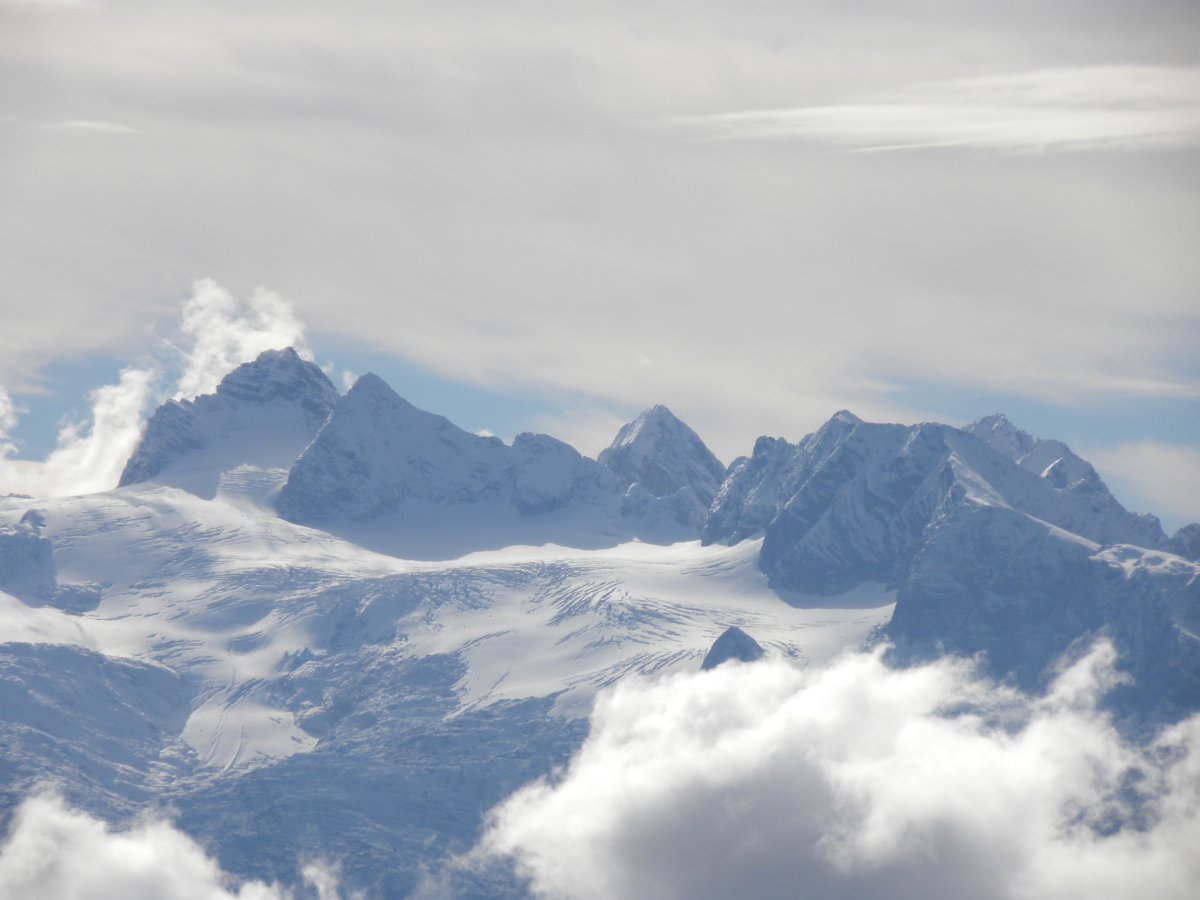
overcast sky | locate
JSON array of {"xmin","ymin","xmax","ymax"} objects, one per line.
[{"xmin": 1, "ymin": 0, "xmax": 1197, "ymax": 526}]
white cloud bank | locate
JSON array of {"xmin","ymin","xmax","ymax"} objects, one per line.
[
  {"xmin": 477, "ymin": 642, "xmax": 1200, "ymax": 900},
  {"xmin": 0, "ymin": 280, "xmax": 311, "ymax": 499},
  {"xmin": 671, "ymin": 66, "xmax": 1200, "ymax": 152},
  {"xmin": 0, "ymin": 793, "xmax": 344, "ymax": 900}
]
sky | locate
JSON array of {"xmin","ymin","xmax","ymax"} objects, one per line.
[{"xmin": 0, "ymin": 0, "xmax": 1197, "ymax": 527}]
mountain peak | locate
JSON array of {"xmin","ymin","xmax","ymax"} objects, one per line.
[
  {"xmin": 965, "ymin": 413, "xmax": 1038, "ymax": 459},
  {"xmin": 975, "ymin": 412, "xmax": 1012, "ymax": 427},
  {"xmin": 700, "ymin": 626, "xmax": 765, "ymax": 670},
  {"xmin": 810, "ymin": 409, "xmax": 864, "ymax": 443},
  {"xmin": 1170, "ymin": 523, "xmax": 1200, "ymax": 561},
  {"xmin": 344, "ymin": 371, "xmax": 394, "ymax": 399},
  {"xmin": 208, "ymin": 347, "xmax": 338, "ymax": 415},
  {"xmin": 961, "ymin": 413, "xmax": 1135, "ymax": 511},
  {"xmin": 119, "ymin": 348, "xmax": 338, "ymax": 491},
  {"xmin": 609, "ymin": 405, "xmax": 686, "ymax": 447},
  {"xmin": 599, "ymin": 405, "xmax": 725, "ymax": 504}
]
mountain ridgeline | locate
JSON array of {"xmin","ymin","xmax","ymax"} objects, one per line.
[{"xmin": 119, "ymin": 347, "xmax": 1200, "ymax": 718}]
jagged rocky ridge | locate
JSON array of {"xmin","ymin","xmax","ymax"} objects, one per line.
[
  {"xmin": 701, "ymin": 410, "xmax": 1198, "ymax": 713},
  {"xmin": 274, "ymin": 373, "xmax": 727, "ymax": 549},
  {"xmin": 275, "ymin": 373, "xmax": 620, "ymax": 523},
  {"xmin": 120, "ymin": 347, "xmax": 339, "ymax": 497}
]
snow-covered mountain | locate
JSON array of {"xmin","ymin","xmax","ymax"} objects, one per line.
[
  {"xmin": 966, "ymin": 413, "xmax": 1166, "ymax": 539},
  {"xmin": 1171, "ymin": 522, "xmax": 1200, "ymax": 560},
  {"xmin": 276, "ymin": 373, "xmax": 614, "ymax": 521},
  {"xmin": 598, "ymin": 404, "xmax": 726, "ymax": 528},
  {"xmin": 275, "ymin": 382, "xmax": 717, "ymax": 555},
  {"xmin": 120, "ymin": 347, "xmax": 339, "ymax": 499},
  {"xmin": 700, "ymin": 410, "xmax": 1196, "ymax": 710},
  {"xmin": 1, "ymin": 351, "xmax": 1197, "ymax": 894},
  {"xmin": 704, "ymin": 411, "xmax": 1168, "ymax": 584}
]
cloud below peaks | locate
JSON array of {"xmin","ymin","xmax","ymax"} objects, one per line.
[
  {"xmin": 0, "ymin": 791, "xmax": 348, "ymax": 899},
  {"xmin": 477, "ymin": 641, "xmax": 1200, "ymax": 900}
]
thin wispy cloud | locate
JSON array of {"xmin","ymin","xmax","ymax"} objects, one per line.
[
  {"xmin": 44, "ymin": 119, "xmax": 136, "ymax": 135},
  {"xmin": 0, "ymin": 0, "xmax": 98, "ymax": 9},
  {"xmin": 670, "ymin": 66, "xmax": 1200, "ymax": 152}
]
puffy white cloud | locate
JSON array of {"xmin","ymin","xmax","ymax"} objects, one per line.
[
  {"xmin": 0, "ymin": 792, "xmax": 348, "ymax": 899},
  {"xmin": 174, "ymin": 279, "xmax": 311, "ymax": 401},
  {"xmin": 0, "ymin": 280, "xmax": 310, "ymax": 499},
  {"xmin": 0, "ymin": 367, "xmax": 155, "ymax": 498},
  {"xmin": 0, "ymin": 387, "xmax": 20, "ymax": 459},
  {"xmin": 477, "ymin": 642, "xmax": 1200, "ymax": 900}
]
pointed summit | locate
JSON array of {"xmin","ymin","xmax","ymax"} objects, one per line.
[
  {"xmin": 119, "ymin": 347, "xmax": 339, "ymax": 493},
  {"xmin": 277, "ymin": 372, "xmax": 502, "ymax": 523},
  {"xmin": 965, "ymin": 413, "xmax": 1038, "ymax": 461},
  {"xmin": 208, "ymin": 346, "xmax": 337, "ymax": 418},
  {"xmin": 330, "ymin": 371, "xmax": 451, "ymax": 434},
  {"xmin": 700, "ymin": 626, "xmax": 765, "ymax": 670},
  {"xmin": 599, "ymin": 405, "xmax": 725, "ymax": 505},
  {"xmin": 342, "ymin": 371, "xmax": 397, "ymax": 402},
  {"xmin": 1169, "ymin": 523, "xmax": 1200, "ymax": 561}
]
